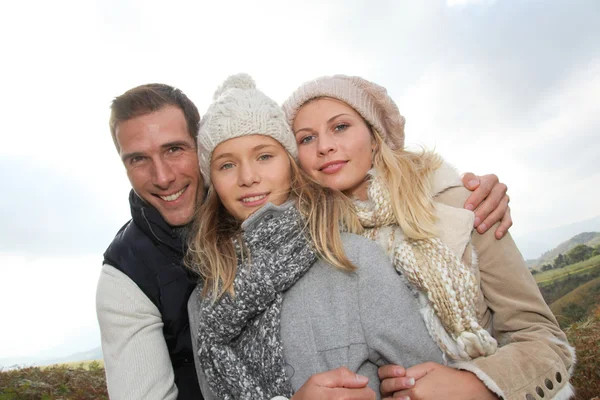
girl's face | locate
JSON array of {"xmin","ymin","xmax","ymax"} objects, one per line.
[
  {"xmin": 210, "ymin": 135, "xmax": 292, "ymax": 221},
  {"xmin": 292, "ymin": 98, "xmax": 375, "ymax": 201}
]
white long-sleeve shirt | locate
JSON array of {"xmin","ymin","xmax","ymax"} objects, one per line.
[{"xmin": 96, "ymin": 264, "xmax": 178, "ymax": 400}]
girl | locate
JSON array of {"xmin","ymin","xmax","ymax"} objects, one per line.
[
  {"xmin": 186, "ymin": 74, "xmax": 449, "ymax": 400},
  {"xmin": 282, "ymin": 75, "xmax": 575, "ymax": 400}
]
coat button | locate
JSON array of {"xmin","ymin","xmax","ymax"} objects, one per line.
[
  {"xmin": 555, "ymin": 372, "xmax": 562, "ymax": 383},
  {"xmin": 536, "ymin": 386, "xmax": 545, "ymax": 397},
  {"xmin": 545, "ymin": 378, "xmax": 554, "ymax": 390},
  {"xmin": 526, "ymin": 394, "xmax": 535, "ymax": 400}
]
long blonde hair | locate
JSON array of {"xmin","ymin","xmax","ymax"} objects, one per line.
[
  {"xmin": 368, "ymin": 127, "xmax": 443, "ymax": 239},
  {"xmin": 185, "ymin": 152, "xmax": 362, "ymax": 299}
]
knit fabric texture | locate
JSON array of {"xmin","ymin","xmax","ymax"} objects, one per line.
[
  {"xmin": 198, "ymin": 73, "xmax": 298, "ymax": 184},
  {"xmin": 354, "ymin": 170, "xmax": 498, "ymax": 361},
  {"xmin": 282, "ymin": 75, "xmax": 405, "ymax": 150},
  {"xmin": 194, "ymin": 202, "xmax": 316, "ymax": 400}
]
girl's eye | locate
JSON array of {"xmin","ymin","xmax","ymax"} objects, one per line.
[
  {"xmin": 334, "ymin": 123, "xmax": 349, "ymax": 132},
  {"xmin": 258, "ymin": 154, "xmax": 273, "ymax": 161},
  {"xmin": 220, "ymin": 162, "xmax": 234, "ymax": 170},
  {"xmin": 299, "ymin": 135, "xmax": 315, "ymax": 145}
]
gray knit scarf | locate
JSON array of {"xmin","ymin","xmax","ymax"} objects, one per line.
[{"xmin": 195, "ymin": 202, "xmax": 317, "ymax": 400}]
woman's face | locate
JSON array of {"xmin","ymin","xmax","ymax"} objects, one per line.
[
  {"xmin": 293, "ymin": 97, "xmax": 375, "ymax": 200},
  {"xmin": 210, "ymin": 135, "xmax": 292, "ymax": 221}
]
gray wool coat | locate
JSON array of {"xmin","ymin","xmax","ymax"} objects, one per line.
[{"xmin": 188, "ymin": 203, "xmax": 444, "ymax": 399}]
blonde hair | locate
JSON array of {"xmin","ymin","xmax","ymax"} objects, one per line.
[
  {"xmin": 368, "ymin": 127, "xmax": 443, "ymax": 240},
  {"xmin": 185, "ymin": 153, "xmax": 362, "ymax": 299}
]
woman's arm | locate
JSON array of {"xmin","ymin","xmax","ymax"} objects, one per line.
[{"xmin": 436, "ymin": 186, "xmax": 575, "ymax": 400}]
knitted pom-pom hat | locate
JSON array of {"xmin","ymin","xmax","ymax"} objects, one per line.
[
  {"xmin": 282, "ymin": 75, "xmax": 405, "ymax": 150},
  {"xmin": 198, "ymin": 73, "xmax": 298, "ymax": 184}
]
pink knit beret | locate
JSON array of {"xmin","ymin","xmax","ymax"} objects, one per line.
[{"xmin": 282, "ymin": 75, "xmax": 406, "ymax": 150}]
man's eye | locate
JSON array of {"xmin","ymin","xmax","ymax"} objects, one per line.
[
  {"xmin": 168, "ymin": 146, "xmax": 183, "ymax": 153},
  {"xmin": 130, "ymin": 156, "xmax": 144, "ymax": 165}
]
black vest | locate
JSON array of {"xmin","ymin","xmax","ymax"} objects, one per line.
[{"xmin": 104, "ymin": 190, "xmax": 203, "ymax": 400}]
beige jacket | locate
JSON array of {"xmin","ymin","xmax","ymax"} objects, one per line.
[{"xmin": 372, "ymin": 163, "xmax": 575, "ymax": 400}]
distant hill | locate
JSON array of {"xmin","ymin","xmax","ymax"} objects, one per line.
[
  {"xmin": 0, "ymin": 346, "xmax": 102, "ymax": 369},
  {"xmin": 528, "ymin": 232, "xmax": 600, "ymax": 270},
  {"xmin": 514, "ymin": 215, "xmax": 600, "ymax": 260},
  {"xmin": 40, "ymin": 346, "xmax": 103, "ymax": 367}
]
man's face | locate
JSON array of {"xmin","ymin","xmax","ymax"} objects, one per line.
[{"xmin": 116, "ymin": 105, "xmax": 202, "ymax": 227}]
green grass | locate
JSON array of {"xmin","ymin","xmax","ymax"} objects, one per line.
[
  {"xmin": 534, "ymin": 254, "xmax": 600, "ymax": 285},
  {"xmin": 550, "ymin": 276, "xmax": 600, "ymax": 328},
  {"xmin": 537, "ymin": 264, "xmax": 600, "ymax": 305}
]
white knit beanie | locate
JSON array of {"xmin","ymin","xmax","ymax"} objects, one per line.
[
  {"xmin": 198, "ymin": 73, "xmax": 298, "ymax": 184},
  {"xmin": 282, "ymin": 75, "xmax": 406, "ymax": 151}
]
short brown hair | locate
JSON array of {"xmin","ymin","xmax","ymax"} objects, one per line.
[{"xmin": 109, "ymin": 83, "xmax": 200, "ymax": 153}]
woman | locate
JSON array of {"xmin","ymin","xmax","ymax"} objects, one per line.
[
  {"xmin": 186, "ymin": 74, "xmax": 450, "ymax": 400},
  {"xmin": 282, "ymin": 75, "xmax": 575, "ymax": 400}
]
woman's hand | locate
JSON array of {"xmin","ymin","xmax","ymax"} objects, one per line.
[
  {"xmin": 378, "ymin": 365, "xmax": 414, "ymax": 400},
  {"xmin": 380, "ymin": 362, "xmax": 499, "ymax": 400},
  {"xmin": 291, "ymin": 367, "xmax": 376, "ymax": 400},
  {"xmin": 461, "ymin": 173, "xmax": 512, "ymax": 239}
]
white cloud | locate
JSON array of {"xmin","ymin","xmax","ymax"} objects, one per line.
[
  {"xmin": 396, "ymin": 57, "xmax": 600, "ymax": 235},
  {"xmin": 0, "ymin": 254, "xmax": 102, "ymax": 358}
]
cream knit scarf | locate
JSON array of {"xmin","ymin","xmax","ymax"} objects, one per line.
[{"xmin": 354, "ymin": 171, "xmax": 497, "ymax": 361}]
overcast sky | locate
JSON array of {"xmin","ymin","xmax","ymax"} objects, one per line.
[{"xmin": 1, "ymin": 0, "xmax": 598, "ymax": 360}]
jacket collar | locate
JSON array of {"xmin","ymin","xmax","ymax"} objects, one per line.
[
  {"xmin": 430, "ymin": 161, "xmax": 463, "ymax": 196},
  {"xmin": 429, "ymin": 161, "xmax": 474, "ymax": 257},
  {"xmin": 129, "ymin": 189, "xmax": 186, "ymax": 255}
]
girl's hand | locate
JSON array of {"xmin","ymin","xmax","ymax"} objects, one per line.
[{"xmin": 291, "ymin": 367, "xmax": 376, "ymax": 400}]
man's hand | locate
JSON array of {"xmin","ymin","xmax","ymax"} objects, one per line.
[
  {"xmin": 291, "ymin": 367, "xmax": 376, "ymax": 400},
  {"xmin": 462, "ymin": 173, "xmax": 512, "ymax": 239},
  {"xmin": 384, "ymin": 362, "xmax": 499, "ymax": 400}
]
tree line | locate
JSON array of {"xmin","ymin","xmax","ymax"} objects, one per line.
[{"xmin": 533, "ymin": 244, "xmax": 600, "ymax": 274}]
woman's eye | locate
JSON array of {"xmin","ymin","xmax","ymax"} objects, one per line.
[
  {"xmin": 334, "ymin": 123, "xmax": 349, "ymax": 132},
  {"xmin": 258, "ymin": 154, "xmax": 273, "ymax": 161},
  {"xmin": 300, "ymin": 135, "xmax": 315, "ymax": 145}
]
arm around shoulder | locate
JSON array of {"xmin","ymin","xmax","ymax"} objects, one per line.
[{"xmin": 96, "ymin": 264, "xmax": 178, "ymax": 400}]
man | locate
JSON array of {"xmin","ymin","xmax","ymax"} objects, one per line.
[
  {"xmin": 97, "ymin": 84, "xmax": 203, "ymax": 399},
  {"xmin": 97, "ymin": 83, "xmax": 512, "ymax": 400}
]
